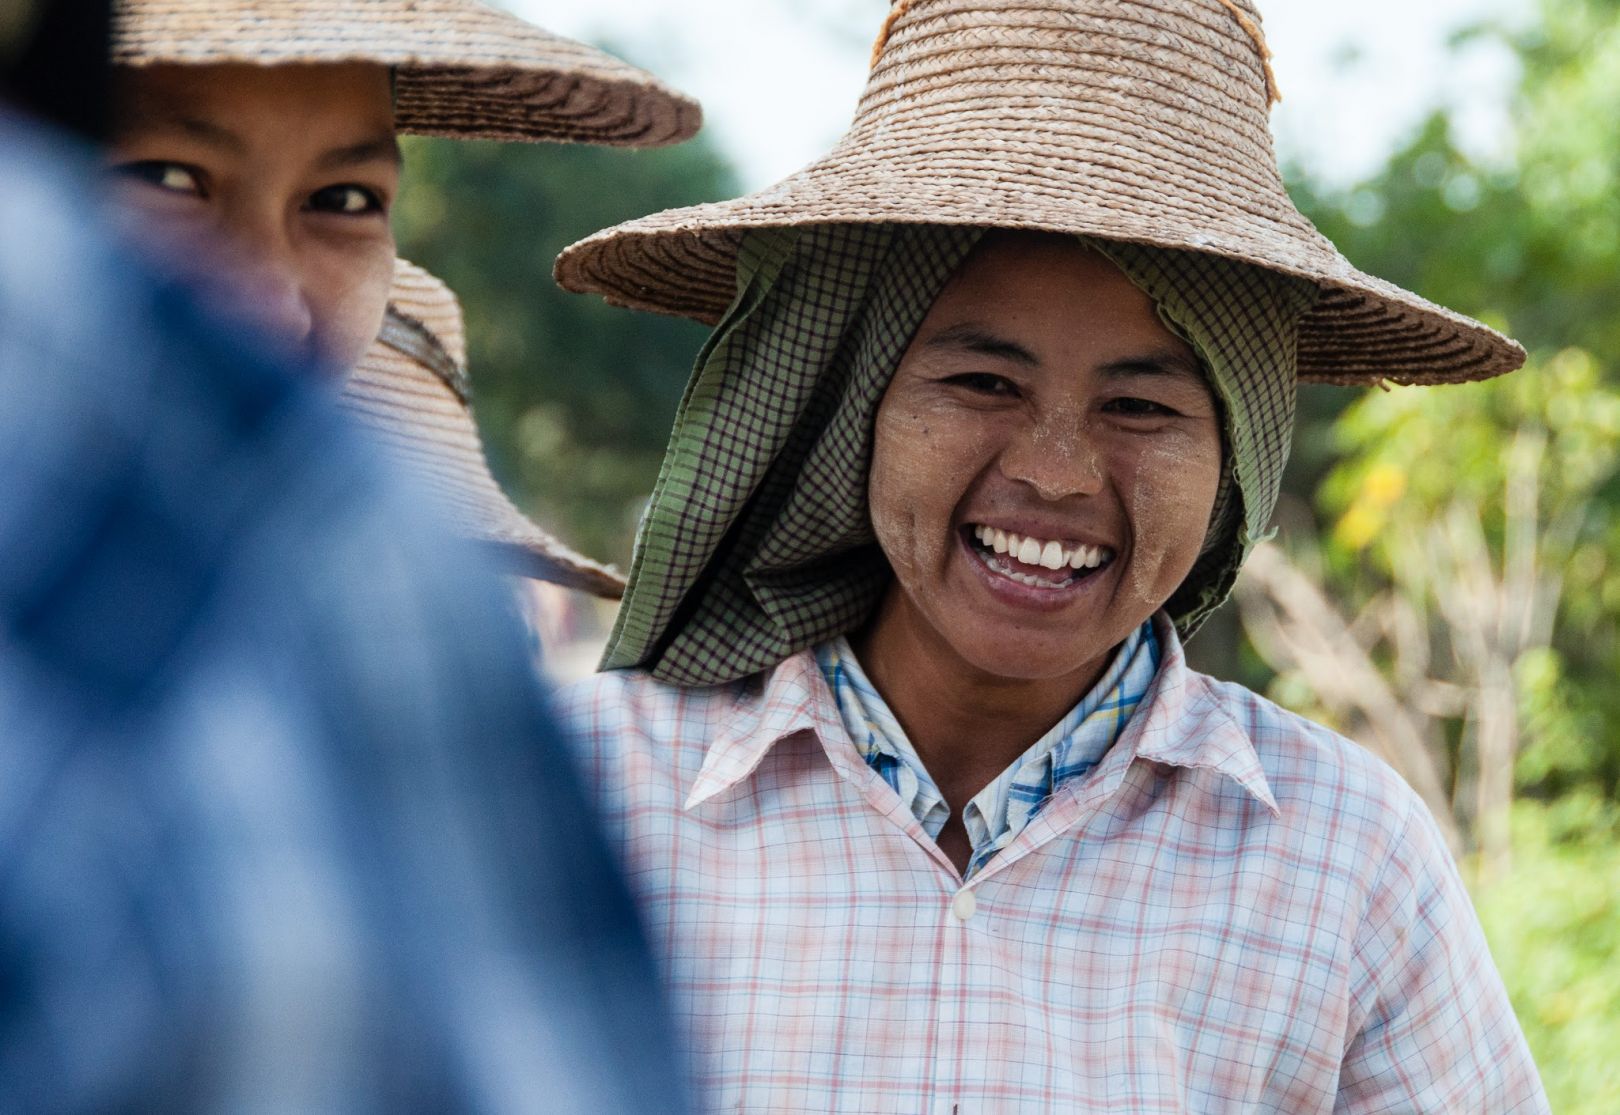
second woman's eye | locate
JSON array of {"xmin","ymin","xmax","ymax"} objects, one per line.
[
  {"xmin": 307, "ymin": 184, "xmax": 385, "ymax": 216},
  {"xmin": 112, "ymin": 160, "xmax": 205, "ymax": 197}
]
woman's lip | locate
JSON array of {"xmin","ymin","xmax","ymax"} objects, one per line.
[{"xmin": 955, "ymin": 531, "xmax": 1110, "ymax": 613}]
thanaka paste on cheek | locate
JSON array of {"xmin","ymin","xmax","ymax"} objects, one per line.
[
  {"xmin": 1120, "ymin": 434, "xmax": 1221, "ymax": 611},
  {"xmin": 869, "ymin": 405, "xmax": 940, "ymax": 586},
  {"xmin": 862, "ymin": 232, "xmax": 1226, "ymax": 695}
]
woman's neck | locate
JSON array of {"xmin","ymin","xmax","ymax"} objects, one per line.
[{"xmin": 848, "ymin": 593, "xmax": 1116, "ymax": 816}]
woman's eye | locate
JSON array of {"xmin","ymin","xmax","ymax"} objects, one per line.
[
  {"xmin": 1106, "ymin": 396, "xmax": 1178, "ymax": 418},
  {"xmin": 944, "ymin": 372, "xmax": 1019, "ymax": 397},
  {"xmin": 112, "ymin": 161, "xmax": 205, "ymax": 197},
  {"xmin": 307, "ymin": 184, "xmax": 384, "ymax": 215}
]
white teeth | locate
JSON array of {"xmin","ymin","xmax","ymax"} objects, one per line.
[
  {"xmin": 971, "ymin": 525, "xmax": 1113, "ymax": 575},
  {"xmin": 978, "ymin": 549, "xmax": 1063, "ymax": 588},
  {"xmin": 1071, "ymin": 545, "xmax": 1111, "ymax": 570}
]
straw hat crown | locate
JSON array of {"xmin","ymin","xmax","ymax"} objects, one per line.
[
  {"xmin": 557, "ymin": 0, "xmax": 1523, "ymax": 385},
  {"xmin": 114, "ymin": 0, "xmax": 700, "ymax": 146}
]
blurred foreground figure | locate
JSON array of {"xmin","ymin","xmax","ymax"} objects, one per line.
[{"xmin": 0, "ymin": 111, "xmax": 691, "ymax": 1113}]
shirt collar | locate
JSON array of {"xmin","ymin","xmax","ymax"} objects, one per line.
[
  {"xmin": 1108, "ymin": 614, "xmax": 1279, "ymax": 814},
  {"xmin": 685, "ymin": 652, "xmax": 844, "ymax": 809},
  {"xmin": 686, "ymin": 613, "xmax": 1277, "ymax": 815}
]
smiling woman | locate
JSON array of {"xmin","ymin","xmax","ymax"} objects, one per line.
[
  {"xmin": 550, "ymin": 0, "xmax": 1549, "ymax": 1110},
  {"xmin": 867, "ymin": 236, "xmax": 1223, "ymax": 679},
  {"xmin": 856, "ymin": 237, "xmax": 1229, "ymax": 860}
]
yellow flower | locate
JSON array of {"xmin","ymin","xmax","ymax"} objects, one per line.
[
  {"xmin": 1334, "ymin": 503, "xmax": 1383, "ymax": 552},
  {"xmin": 1363, "ymin": 462, "xmax": 1408, "ymax": 507}
]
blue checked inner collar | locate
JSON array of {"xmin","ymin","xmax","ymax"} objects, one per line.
[{"xmin": 815, "ymin": 622, "xmax": 1162, "ymax": 879}]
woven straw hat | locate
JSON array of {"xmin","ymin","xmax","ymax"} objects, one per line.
[
  {"xmin": 112, "ymin": 0, "xmax": 699, "ymax": 146},
  {"xmin": 557, "ymin": 0, "xmax": 1523, "ymax": 385},
  {"xmin": 342, "ymin": 259, "xmax": 626, "ymax": 598}
]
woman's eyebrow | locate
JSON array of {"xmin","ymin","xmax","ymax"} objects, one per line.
[
  {"xmin": 921, "ymin": 323, "xmax": 1039, "ymax": 367},
  {"xmin": 1100, "ymin": 348, "xmax": 1204, "ymax": 382},
  {"xmin": 125, "ymin": 108, "xmax": 248, "ymax": 155},
  {"xmin": 315, "ymin": 135, "xmax": 404, "ymax": 172}
]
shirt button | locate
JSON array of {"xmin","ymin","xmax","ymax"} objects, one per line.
[{"xmin": 951, "ymin": 889, "xmax": 977, "ymax": 921}]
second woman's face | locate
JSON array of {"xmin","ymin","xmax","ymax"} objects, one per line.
[{"xmin": 108, "ymin": 62, "xmax": 399, "ymax": 375}]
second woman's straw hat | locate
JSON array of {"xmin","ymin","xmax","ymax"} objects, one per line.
[
  {"xmin": 557, "ymin": 0, "xmax": 1522, "ymax": 384},
  {"xmin": 343, "ymin": 260, "xmax": 626, "ymax": 599},
  {"xmin": 113, "ymin": 0, "xmax": 700, "ymax": 146}
]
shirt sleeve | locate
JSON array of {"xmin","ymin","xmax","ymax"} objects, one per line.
[{"xmin": 1336, "ymin": 795, "xmax": 1549, "ymax": 1114}]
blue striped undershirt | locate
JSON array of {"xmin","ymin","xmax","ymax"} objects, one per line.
[{"xmin": 815, "ymin": 622, "xmax": 1161, "ymax": 879}]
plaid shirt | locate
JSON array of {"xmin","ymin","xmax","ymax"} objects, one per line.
[
  {"xmin": 816, "ymin": 623, "xmax": 1159, "ymax": 880},
  {"xmin": 561, "ymin": 615, "xmax": 1546, "ymax": 1113}
]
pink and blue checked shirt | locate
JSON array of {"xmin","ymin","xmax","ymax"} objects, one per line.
[{"xmin": 561, "ymin": 615, "xmax": 1547, "ymax": 1113}]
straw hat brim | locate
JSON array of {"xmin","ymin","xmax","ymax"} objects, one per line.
[
  {"xmin": 342, "ymin": 259, "xmax": 627, "ymax": 599},
  {"xmin": 554, "ymin": 165, "xmax": 1523, "ymax": 387},
  {"xmin": 554, "ymin": 0, "xmax": 1522, "ymax": 386},
  {"xmin": 113, "ymin": 0, "xmax": 700, "ymax": 147}
]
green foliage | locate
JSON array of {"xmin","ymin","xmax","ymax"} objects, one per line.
[
  {"xmin": 1319, "ymin": 347, "xmax": 1620, "ymax": 798},
  {"xmin": 1323, "ymin": 347, "xmax": 1620, "ymax": 563},
  {"xmin": 392, "ymin": 133, "xmax": 737, "ymax": 563},
  {"xmin": 1250, "ymin": 0, "xmax": 1620, "ymax": 1089},
  {"xmin": 1475, "ymin": 800, "xmax": 1620, "ymax": 1112},
  {"xmin": 1273, "ymin": 0, "xmax": 1620, "ymax": 1088},
  {"xmin": 1283, "ymin": 0, "xmax": 1620, "ymax": 805}
]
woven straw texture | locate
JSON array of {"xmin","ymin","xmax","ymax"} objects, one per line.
[
  {"xmin": 556, "ymin": 0, "xmax": 1523, "ymax": 385},
  {"xmin": 342, "ymin": 259, "xmax": 626, "ymax": 598},
  {"xmin": 113, "ymin": 0, "xmax": 700, "ymax": 146}
]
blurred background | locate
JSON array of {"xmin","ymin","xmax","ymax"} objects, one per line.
[{"xmin": 391, "ymin": 0, "xmax": 1618, "ymax": 1106}]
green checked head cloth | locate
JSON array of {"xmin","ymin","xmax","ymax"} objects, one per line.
[{"xmin": 604, "ymin": 224, "xmax": 1318, "ymax": 687}]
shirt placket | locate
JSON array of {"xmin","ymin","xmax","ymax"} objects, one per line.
[
  {"xmin": 812, "ymin": 718, "xmax": 990, "ymax": 1110},
  {"xmin": 931, "ymin": 866, "xmax": 983, "ymax": 1114}
]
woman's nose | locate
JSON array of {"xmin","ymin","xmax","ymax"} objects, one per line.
[
  {"xmin": 210, "ymin": 254, "xmax": 316, "ymax": 353},
  {"xmin": 998, "ymin": 418, "xmax": 1105, "ymax": 501}
]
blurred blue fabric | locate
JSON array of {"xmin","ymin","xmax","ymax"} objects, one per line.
[{"xmin": 0, "ymin": 112, "xmax": 692, "ymax": 1114}]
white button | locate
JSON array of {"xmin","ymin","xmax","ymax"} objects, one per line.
[{"xmin": 951, "ymin": 889, "xmax": 977, "ymax": 921}]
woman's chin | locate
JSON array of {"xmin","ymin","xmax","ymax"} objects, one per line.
[{"xmin": 938, "ymin": 626, "xmax": 1118, "ymax": 687}]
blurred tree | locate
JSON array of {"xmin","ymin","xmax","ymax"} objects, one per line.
[
  {"xmin": 1241, "ymin": 350, "xmax": 1620, "ymax": 873},
  {"xmin": 1242, "ymin": 8, "xmax": 1620, "ymax": 1094},
  {"xmin": 393, "ymin": 129, "xmax": 738, "ymax": 565},
  {"xmin": 1242, "ymin": 0, "xmax": 1620, "ymax": 841},
  {"xmin": 1476, "ymin": 798, "xmax": 1620, "ymax": 1109}
]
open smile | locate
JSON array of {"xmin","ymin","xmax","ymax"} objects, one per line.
[{"xmin": 958, "ymin": 523, "xmax": 1116, "ymax": 600}]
